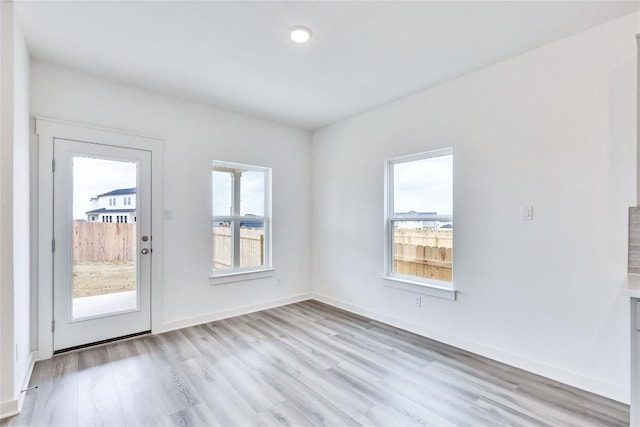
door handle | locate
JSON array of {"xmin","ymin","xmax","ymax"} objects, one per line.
[{"xmin": 141, "ymin": 248, "xmax": 150, "ymax": 255}]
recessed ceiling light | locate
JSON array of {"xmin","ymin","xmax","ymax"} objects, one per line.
[{"xmin": 290, "ymin": 26, "xmax": 312, "ymax": 44}]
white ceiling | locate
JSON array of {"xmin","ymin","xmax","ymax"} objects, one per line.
[{"xmin": 15, "ymin": 1, "xmax": 639, "ymax": 130}]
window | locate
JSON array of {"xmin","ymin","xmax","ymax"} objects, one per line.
[
  {"xmin": 386, "ymin": 148, "xmax": 453, "ymax": 286},
  {"xmin": 109, "ymin": 197, "xmax": 116, "ymax": 206},
  {"xmin": 212, "ymin": 160, "xmax": 271, "ymax": 276},
  {"xmin": 124, "ymin": 196, "xmax": 131, "ymax": 206}
]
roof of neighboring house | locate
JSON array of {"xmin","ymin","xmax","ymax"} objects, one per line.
[
  {"xmin": 97, "ymin": 188, "xmax": 136, "ymax": 197},
  {"xmin": 213, "ymin": 214, "xmax": 264, "ymax": 228},
  {"xmin": 396, "ymin": 211, "xmax": 437, "ymax": 217},
  {"xmin": 86, "ymin": 208, "xmax": 137, "ymax": 214},
  {"xmin": 395, "ymin": 211, "xmax": 453, "ymax": 222}
]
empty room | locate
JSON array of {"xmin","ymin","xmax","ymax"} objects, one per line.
[{"xmin": 1, "ymin": 1, "xmax": 640, "ymax": 425}]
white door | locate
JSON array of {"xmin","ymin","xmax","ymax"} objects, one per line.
[{"xmin": 53, "ymin": 138, "xmax": 152, "ymax": 351}]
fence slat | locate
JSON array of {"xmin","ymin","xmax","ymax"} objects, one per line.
[
  {"xmin": 74, "ymin": 222, "xmax": 452, "ymax": 281},
  {"xmin": 73, "ymin": 222, "xmax": 136, "ymax": 262},
  {"xmin": 213, "ymin": 226, "xmax": 265, "ymax": 270},
  {"xmin": 393, "ymin": 229, "xmax": 453, "ymax": 282}
]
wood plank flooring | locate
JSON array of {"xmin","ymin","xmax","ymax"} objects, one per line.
[{"xmin": 1, "ymin": 300, "xmax": 629, "ymax": 426}]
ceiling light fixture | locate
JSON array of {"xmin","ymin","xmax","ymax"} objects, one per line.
[{"xmin": 289, "ymin": 26, "xmax": 312, "ymax": 43}]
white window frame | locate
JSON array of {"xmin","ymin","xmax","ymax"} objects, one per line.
[
  {"xmin": 210, "ymin": 160, "xmax": 273, "ymax": 284},
  {"xmin": 383, "ymin": 147, "xmax": 456, "ymax": 301}
]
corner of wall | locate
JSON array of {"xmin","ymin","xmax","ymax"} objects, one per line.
[
  {"xmin": 1, "ymin": 1, "xmax": 34, "ymax": 413},
  {"xmin": 0, "ymin": 0, "xmax": 18, "ymax": 408}
]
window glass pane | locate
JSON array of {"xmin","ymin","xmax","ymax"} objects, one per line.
[
  {"xmin": 393, "ymin": 154, "xmax": 452, "ymax": 217},
  {"xmin": 240, "ymin": 170, "xmax": 265, "ymax": 217},
  {"xmin": 392, "ymin": 220, "xmax": 452, "ymax": 282},
  {"xmin": 213, "ymin": 220, "xmax": 233, "ymax": 271},
  {"xmin": 212, "ymin": 161, "xmax": 270, "ymax": 274},
  {"xmin": 212, "ymin": 170, "xmax": 233, "ymax": 216},
  {"xmin": 239, "ymin": 220, "xmax": 265, "ymax": 268}
]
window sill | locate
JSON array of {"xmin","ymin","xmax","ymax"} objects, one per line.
[
  {"xmin": 382, "ymin": 276, "xmax": 456, "ymax": 301},
  {"xmin": 210, "ymin": 269, "xmax": 274, "ymax": 286}
]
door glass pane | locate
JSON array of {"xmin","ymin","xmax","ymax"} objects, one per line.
[
  {"xmin": 72, "ymin": 156, "xmax": 138, "ymax": 319},
  {"xmin": 240, "ymin": 220, "xmax": 265, "ymax": 268}
]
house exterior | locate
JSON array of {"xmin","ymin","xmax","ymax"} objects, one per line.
[
  {"xmin": 86, "ymin": 188, "xmax": 137, "ymax": 223},
  {"xmin": 395, "ymin": 211, "xmax": 452, "ymax": 230}
]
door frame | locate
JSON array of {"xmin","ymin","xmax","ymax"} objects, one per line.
[{"xmin": 36, "ymin": 117, "xmax": 164, "ymax": 360}]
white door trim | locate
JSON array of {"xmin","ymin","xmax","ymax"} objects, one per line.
[{"xmin": 36, "ymin": 117, "xmax": 164, "ymax": 360}]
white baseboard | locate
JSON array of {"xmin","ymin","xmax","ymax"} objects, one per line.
[
  {"xmin": 0, "ymin": 400, "xmax": 19, "ymax": 420},
  {"xmin": 18, "ymin": 293, "xmax": 629, "ymax": 406},
  {"xmin": 0, "ymin": 350, "xmax": 37, "ymax": 420},
  {"xmin": 160, "ymin": 293, "xmax": 313, "ymax": 332},
  {"xmin": 312, "ymin": 292, "xmax": 630, "ymax": 404}
]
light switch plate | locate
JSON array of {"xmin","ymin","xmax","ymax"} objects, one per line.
[{"xmin": 521, "ymin": 206, "xmax": 533, "ymax": 221}]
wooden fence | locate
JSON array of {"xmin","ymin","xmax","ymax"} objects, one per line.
[
  {"xmin": 72, "ymin": 222, "xmax": 450, "ymax": 281},
  {"xmin": 394, "ymin": 229, "xmax": 452, "ymax": 282},
  {"xmin": 73, "ymin": 222, "xmax": 136, "ymax": 263},
  {"xmin": 213, "ymin": 226, "xmax": 265, "ymax": 270},
  {"xmin": 394, "ymin": 228, "xmax": 452, "ymax": 248}
]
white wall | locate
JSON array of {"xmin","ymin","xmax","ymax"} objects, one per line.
[
  {"xmin": 23, "ymin": 7, "xmax": 638, "ymax": 406},
  {"xmin": 312, "ymin": 12, "xmax": 638, "ymax": 402},
  {"xmin": 30, "ymin": 62, "xmax": 312, "ymax": 332},
  {"xmin": 0, "ymin": 1, "xmax": 32, "ymax": 418},
  {"xmin": 12, "ymin": 3, "xmax": 31, "ymax": 409},
  {"xmin": 0, "ymin": 1, "xmax": 17, "ymax": 413}
]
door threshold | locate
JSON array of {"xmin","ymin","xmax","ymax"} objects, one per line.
[{"xmin": 53, "ymin": 330, "xmax": 151, "ymax": 355}]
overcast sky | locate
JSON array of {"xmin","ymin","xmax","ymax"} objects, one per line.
[
  {"xmin": 212, "ymin": 170, "xmax": 264, "ymax": 217},
  {"xmin": 73, "ymin": 159, "xmax": 266, "ymax": 221},
  {"xmin": 72, "ymin": 156, "xmax": 450, "ymax": 220},
  {"xmin": 393, "ymin": 154, "xmax": 452, "ymax": 216},
  {"xmin": 73, "ymin": 157, "xmax": 137, "ymax": 220}
]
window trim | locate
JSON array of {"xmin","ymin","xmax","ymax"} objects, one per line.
[
  {"xmin": 210, "ymin": 160, "xmax": 272, "ymax": 280},
  {"xmin": 210, "ymin": 268, "xmax": 275, "ymax": 286},
  {"xmin": 384, "ymin": 147, "xmax": 455, "ymax": 297}
]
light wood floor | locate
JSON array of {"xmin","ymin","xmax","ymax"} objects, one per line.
[{"xmin": 1, "ymin": 300, "xmax": 629, "ymax": 426}]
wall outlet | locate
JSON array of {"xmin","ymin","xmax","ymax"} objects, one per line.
[{"xmin": 414, "ymin": 295, "xmax": 421, "ymax": 307}]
